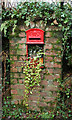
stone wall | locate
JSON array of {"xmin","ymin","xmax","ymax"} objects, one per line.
[{"xmin": 10, "ymin": 21, "xmax": 62, "ymax": 110}]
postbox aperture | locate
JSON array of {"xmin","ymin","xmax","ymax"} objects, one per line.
[{"xmin": 26, "ymin": 28, "xmax": 44, "ymax": 66}]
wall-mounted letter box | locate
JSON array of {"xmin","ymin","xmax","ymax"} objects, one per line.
[
  {"xmin": 26, "ymin": 28, "xmax": 44, "ymax": 66},
  {"xmin": 26, "ymin": 28, "xmax": 44, "ymax": 44}
]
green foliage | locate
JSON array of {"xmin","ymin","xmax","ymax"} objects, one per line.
[
  {"xmin": 22, "ymin": 52, "xmax": 42, "ymax": 106},
  {"xmin": 2, "ymin": 97, "xmax": 27, "ymax": 119},
  {"xmin": 2, "ymin": 2, "xmax": 72, "ymax": 119},
  {"xmin": 1, "ymin": 2, "xmax": 72, "ymax": 61},
  {"xmin": 54, "ymin": 77, "xmax": 72, "ymax": 119}
]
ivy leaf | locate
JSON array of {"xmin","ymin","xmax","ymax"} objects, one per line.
[
  {"xmin": 12, "ymin": 24, "xmax": 17, "ymax": 33},
  {"xmin": 11, "ymin": 14, "xmax": 15, "ymax": 18},
  {"xmin": 59, "ymin": 24, "xmax": 62, "ymax": 27},
  {"xmin": 51, "ymin": 23, "xmax": 54, "ymax": 25},
  {"xmin": 14, "ymin": 20, "xmax": 17, "ymax": 24},
  {"xmin": 22, "ymin": 16, "xmax": 24, "ymax": 19},
  {"xmin": 30, "ymin": 91, "xmax": 32, "ymax": 94},
  {"xmin": 64, "ymin": 19, "xmax": 68, "ymax": 24},
  {"xmin": 40, "ymin": 14, "xmax": 42, "ymax": 17},
  {"xmin": 25, "ymin": 20, "xmax": 30, "ymax": 27},
  {"xmin": 1, "ymin": 22, "xmax": 6, "ymax": 31},
  {"xmin": 4, "ymin": 26, "xmax": 7, "ymax": 35}
]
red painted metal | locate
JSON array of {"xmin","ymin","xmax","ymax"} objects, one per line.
[
  {"xmin": 26, "ymin": 28, "xmax": 44, "ymax": 67},
  {"xmin": 26, "ymin": 28, "xmax": 44, "ymax": 44},
  {"xmin": 26, "ymin": 45, "xmax": 28, "ymax": 57}
]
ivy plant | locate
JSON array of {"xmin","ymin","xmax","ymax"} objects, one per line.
[
  {"xmin": 1, "ymin": 2, "xmax": 72, "ymax": 119},
  {"xmin": 22, "ymin": 51, "xmax": 42, "ymax": 107}
]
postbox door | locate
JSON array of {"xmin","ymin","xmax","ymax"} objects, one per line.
[
  {"xmin": 26, "ymin": 28, "xmax": 44, "ymax": 44},
  {"xmin": 28, "ymin": 44, "xmax": 44, "ymax": 65}
]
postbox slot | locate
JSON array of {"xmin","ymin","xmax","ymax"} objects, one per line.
[
  {"xmin": 29, "ymin": 38, "xmax": 41, "ymax": 40},
  {"xmin": 26, "ymin": 28, "xmax": 44, "ymax": 68}
]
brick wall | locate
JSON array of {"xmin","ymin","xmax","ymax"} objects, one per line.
[{"xmin": 10, "ymin": 21, "xmax": 62, "ymax": 110}]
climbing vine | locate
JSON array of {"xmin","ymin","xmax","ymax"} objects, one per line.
[
  {"xmin": 1, "ymin": 2, "xmax": 72, "ymax": 62},
  {"xmin": 1, "ymin": 2, "xmax": 72, "ymax": 119},
  {"xmin": 22, "ymin": 52, "xmax": 42, "ymax": 106}
]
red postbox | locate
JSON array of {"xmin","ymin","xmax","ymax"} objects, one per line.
[{"xmin": 26, "ymin": 28, "xmax": 44, "ymax": 66}]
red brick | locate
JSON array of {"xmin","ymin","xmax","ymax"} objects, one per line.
[
  {"xmin": 53, "ymin": 81, "xmax": 59, "ymax": 86},
  {"xmin": 45, "ymin": 52, "xmax": 52, "ymax": 56},
  {"xmin": 13, "ymin": 56, "xmax": 17, "ymax": 60},
  {"xmin": 13, "ymin": 61, "xmax": 24, "ymax": 67},
  {"xmin": 40, "ymin": 92, "xmax": 47, "ymax": 96},
  {"xmin": 18, "ymin": 38, "xmax": 26, "ymax": 43},
  {"xmin": 20, "ymin": 73, "xmax": 24, "ymax": 78},
  {"xmin": 53, "ymin": 63, "xmax": 61, "ymax": 68},
  {"xmin": 42, "ymin": 70, "xmax": 46, "ymax": 74},
  {"xmin": 45, "ymin": 62, "xmax": 52, "ymax": 68},
  {"xmin": 10, "ymin": 63, "xmax": 16, "ymax": 69},
  {"xmin": 52, "ymin": 50, "xmax": 58, "ymax": 55},
  {"xmin": 17, "ymin": 50, "xmax": 26, "ymax": 55},
  {"xmin": 14, "ymin": 73, "xmax": 24, "ymax": 79},
  {"xmin": 10, "ymin": 40, "xmax": 14, "ymax": 43},
  {"xmin": 45, "ymin": 51, "xmax": 56, "ymax": 56},
  {"xmin": 44, "ymin": 97, "xmax": 54, "ymax": 102},
  {"xmin": 10, "ymin": 50, "xmax": 15, "ymax": 55},
  {"xmin": 45, "ymin": 38, "xmax": 49, "ymax": 44},
  {"xmin": 11, "ymin": 84, "xmax": 25, "ymax": 90},
  {"xmin": 54, "ymin": 74, "xmax": 60, "ymax": 79},
  {"xmin": 53, "ymin": 92, "xmax": 57, "ymax": 97},
  {"xmin": 45, "ymin": 44, "xmax": 52, "ymax": 50},
  {"xmin": 28, "ymin": 102, "xmax": 37, "ymax": 108},
  {"xmin": 45, "ymin": 38, "xmax": 58, "ymax": 44},
  {"xmin": 45, "ymin": 32, "xmax": 51, "ymax": 37},
  {"xmin": 12, "ymin": 95, "xmax": 24, "ymax": 100},
  {"xmin": 39, "ymin": 102, "xmax": 47, "ymax": 106},
  {"xmin": 41, "ymin": 80, "xmax": 48, "ymax": 86},
  {"xmin": 10, "ymin": 56, "xmax": 17, "ymax": 61},
  {"xmin": 11, "ymin": 90, "xmax": 17, "ymax": 94},
  {"xmin": 19, "ymin": 44, "xmax": 25, "ymax": 49},
  {"xmin": 40, "ymin": 74, "xmax": 44, "ymax": 80},
  {"xmin": 56, "ymin": 51, "xmax": 61, "ymax": 54},
  {"xmin": 45, "ymin": 86, "xmax": 57, "ymax": 91},
  {"xmin": 19, "ymin": 26, "xmax": 25, "ymax": 31},
  {"xmin": 45, "ymin": 75, "xmax": 54, "ymax": 80},
  {"xmin": 17, "ymin": 67, "xmax": 22, "ymax": 72},
  {"xmin": 19, "ymin": 80, "xmax": 23, "ymax": 84},
  {"xmin": 54, "ymin": 57, "xmax": 61, "ymax": 62},
  {"xmin": 29, "ymin": 104, "xmax": 40, "ymax": 111},
  {"xmin": 53, "ymin": 45, "xmax": 61, "ymax": 49},
  {"xmin": 11, "ymin": 68, "xmax": 17, "ymax": 72},
  {"xmin": 14, "ymin": 100, "xmax": 18, "ymax": 104},
  {"xmin": 45, "ymin": 57, "xmax": 53, "ymax": 62},
  {"xmin": 33, "ymin": 86, "xmax": 41, "ymax": 91},
  {"xmin": 14, "ymin": 73, "xmax": 19, "ymax": 78},
  {"xmin": 18, "ymin": 56, "xmax": 26, "ymax": 61},
  {"xmin": 29, "ymin": 96, "xmax": 40, "ymax": 101},
  {"xmin": 10, "ymin": 57, "xmax": 12, "ymax": 61},
  {"xmin": 53, "ymin": 69, "xmax": 61, "ymax": 74},
  {"xmin": 30, "ymin": 90, "xmax": 40, "ymax": 96},
  {"xmin": 19, "ymin": 32, "xmax": 25, "ymax": 37},
  {"xmin": 48, "ymin": 69, "xmax": 53, "ymax": 74},
  {"xmin": 13, "ymin": 79, "xmax": 17, "ymax": 84},
  {"xmin": 10, "ymin": 43, "xmax": 14, "ymax": 47}
]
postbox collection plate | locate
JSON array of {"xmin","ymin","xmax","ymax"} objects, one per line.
[
  {"xmin": 26, "ymin": 28, "xmax": 44, "ymax": 67},
  {"xmin": 26, "ymin": 28, "xmax": 44, "ymax": 44}
]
